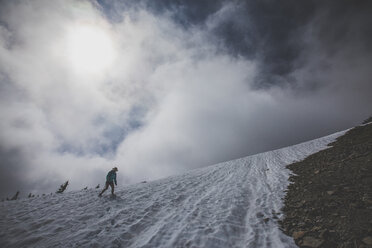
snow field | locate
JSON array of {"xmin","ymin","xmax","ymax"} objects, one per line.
[{"xmin": 0, "ymin": 130, "xmax": 346, "ymax": 248}]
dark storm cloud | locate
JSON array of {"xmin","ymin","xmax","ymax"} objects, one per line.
[
  {"xmin": 199, "ymin": 1, "xmax": 369, "ymax": 90},
  {"xmin": 97, "ymin": 0, "xmax": 372, "ymax": 89}
]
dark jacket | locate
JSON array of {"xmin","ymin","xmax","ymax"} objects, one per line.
[{"xmin": 106, "ymin": 170, "xmax": 117, "ymax": 185}]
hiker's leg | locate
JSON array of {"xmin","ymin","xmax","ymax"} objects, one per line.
[
  {"xmin": 99, "ymin": 182, "xmax": 109, "ymax": 195},
  {"xmin": 110, "ymin": 182, "xmax": 115, "ymax": 195}
]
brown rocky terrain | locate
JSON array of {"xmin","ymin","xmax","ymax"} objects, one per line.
[{"xmin": 280, "ymin": 122, "xmax": 372, "ymax": 248}]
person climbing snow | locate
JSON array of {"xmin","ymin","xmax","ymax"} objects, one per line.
[{"xmin": 99, "ymin": 167, "xmax": 118, "ymax": 197}]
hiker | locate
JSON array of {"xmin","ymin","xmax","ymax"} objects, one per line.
[{"xmin": 99, "ymin": 167, "xmax": 118, "ymax": 197}]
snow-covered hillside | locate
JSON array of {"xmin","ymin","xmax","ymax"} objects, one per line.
[{"xmin": 0, "ymin": 130, "xmax": 346, "ymax": 248}]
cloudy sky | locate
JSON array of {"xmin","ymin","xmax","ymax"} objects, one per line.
[{"xmin": 0, "ymin": 0, "xmax": 371, "ymax": 197}]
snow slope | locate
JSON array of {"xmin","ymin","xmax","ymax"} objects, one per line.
[{"xmin": 0, "ymin": 130, "xmax": 346, "ymax": 248}]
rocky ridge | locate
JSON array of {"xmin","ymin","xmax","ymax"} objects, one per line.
[{"xmin": 280, "ymin": 122, "xmax": 372, "ymax": 247}]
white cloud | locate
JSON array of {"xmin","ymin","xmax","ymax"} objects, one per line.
[{"xmin": 1, "ymin": 0, "xmax": 258, "ymax": 192}]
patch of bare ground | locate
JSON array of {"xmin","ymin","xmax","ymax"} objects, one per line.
[{"xmin": 280, "ymin": 123, "xmax": 372, "ymax": 248}]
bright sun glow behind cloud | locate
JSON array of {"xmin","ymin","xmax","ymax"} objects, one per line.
[{"xmin": 65, "ymin": 25, "xmax": 115, "ymax": 75}]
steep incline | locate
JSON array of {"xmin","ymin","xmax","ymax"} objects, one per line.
[
  {"xmin": 0, "ymin": 131, "xmax": 345, "ymax": 248},
  {"xmin": 281, "ymin": 123, "xmax": 372, "ymax": 247}
]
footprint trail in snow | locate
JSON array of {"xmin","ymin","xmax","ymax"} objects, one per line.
[{"xmin": 0, "ymin": 130, "xmax": 345, "ymax": 248}]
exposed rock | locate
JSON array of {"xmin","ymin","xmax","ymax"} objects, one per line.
[
  {"xmin": 311, "ymin": 226, "xmax": 321, "ymax": 231},
  {"xmin": 302, "ymin": 236, "xmax": 323, "ymax": 248},
  {"xmin": 280, "ymin": 123, "xmax": 372, "ymax": 248},
  {"xmin": 319, "ymin": 229, "xmax": 328, "ymax": 238},
  {"xmin": 362, "ymin": 236, "xmax": 372, "ymax": 245},
  {"xmin": 292, "ymin": 230, "xmax": 305, "ymax": 239}
]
